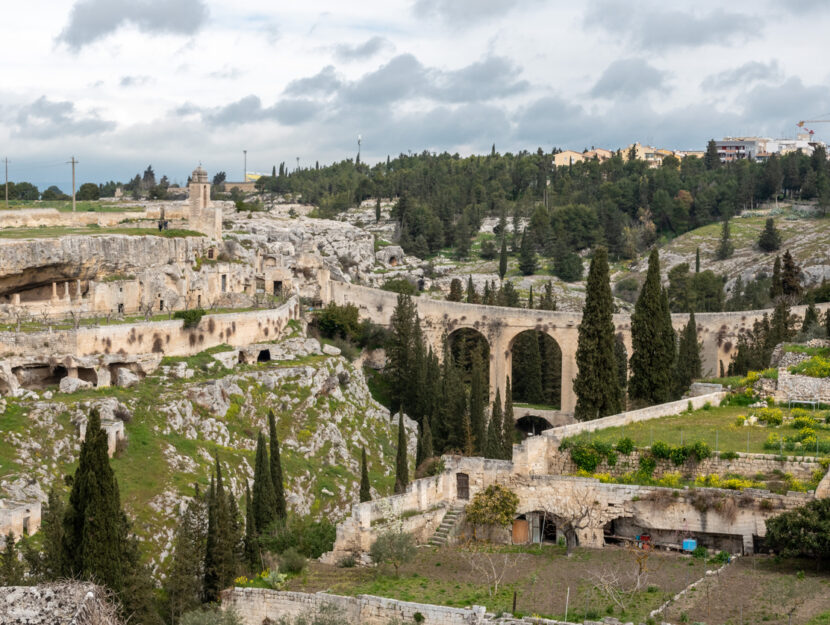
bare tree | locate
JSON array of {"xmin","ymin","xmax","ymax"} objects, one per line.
[
  {"xmin": 590, "ymin": 566, "xmax": 630, "ymax": 612},
  {"xmin": 163, "ymin": 293, "xmax": 182, "ymax": 319},
  {"xmin": 139, "ymin": 301, "xmax": 155, "ymax": 321},
  {"xmin": 68, "ymin": 309, "xmax": 83, "ymax": 329},
  {"xmin": 540, "ymin": 485, "xmax": 603, "ymax": 556},
  {"xmin": 462, "ymin": 547, "xmax": 519, "ymax": 597},
  {"xmin": 12, "ymin": 308, "xmax": 28, "ymax": 333}
]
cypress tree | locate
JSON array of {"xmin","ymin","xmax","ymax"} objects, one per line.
[
  {"xmin": 518, "ymin": 228, "xmax": 537, "ymax": 275},
  {"xmin": 468, "ymin": 349, "xmax": 486, "ymax": 453},
  {"xmin": 38, "ymin": 486, "xmax": 65, "ymax": 580},
  {"xmin": 758, "ymin": 217, "xmax": 781, "ymax": 252},
  {"xmin": 1, "ymin": 531, "xmax": 23, "ymax": 585},
  {"xmin": 629, "ymin": 249, "xmax": 676, "ymax": 405},
  {"xmin": 387, "ymin": 294, "xmax": 417, "ymax": 413},
  {"xmin": 360, "ymin": 448, "xmax": 371, "ymax": 502},
  {"xmin": 695, "ymin": 247, "xmax": 700, "ymax": 273},
  {"xmin": 268, "ymin": 411, "xmax": 287, "ymax": 522},
  {"xmin": 203, "ymin": 457, "xmax": 239, "ymax": 603},
  {"xmin": 203, "ymin": 477, "xmax": 219, "ymax": 602},
  {"xmin": 420, "ymin": 415, "xmax": 434, "ymax": 461},
  {"xmin": 825, "ymin": 309, "xmax": 830, "ymax": 338},
  {"xmin": 768, "ymin": 298, "xmax": 794, "ymax": 350},
  {"xmin": 485, "ymin": 389, "xmax": 503, "ymax": 459},
  {"xmin": 614, "ymin": 333, "xmax": 628, "ymax": 392},
  {"xmin": 802, "ymin": 303, "xmax": 819, "ymax": 332},
  {"xmin": 573, "ymin": 247, "xmax": 623, "ymax": 420},
  {"xmin": 437, "ymin": 344, "xmax": 466, "ymax": 453},
  {"xmin": 252, "ymin": 432, "xmax": 277, "ymax": 533},
  {"xmin": 527, "ymin": 285, "xmax": 534, "ymax": 309},
  {"xmin": 539, "ymin": 334, "xmax": 561, "ymax": 407},
  {"xmin": 375, "ymin": 197, "xmax": 381, "ymax": 223},
  {"xmin": 675, "ymin": 312, "xmax": 702, "ymax": 396},
  {"xmin": 498, "ymin": 236, "xmax": 508, "ymax": 281},
  {"xmin": 448, "ymin": 278, "xmax": 463, "ymax": 301},
  {"xmin": 502, "ymin": 378, "xmax": 515, "ymax": 459},
  {"xmin": 460, "ymin": 406, "xmax": 474, "ymax": 456},
  {"xmin": 513, "ymin": 332, "xmax": 544, "ymax": 404},
  {"xmin": 62, "ymin": 409, "xmax": 126, "ymax": 592},
  {"xmin": 781, "ymin": 249, "xmax": 801, "ymax": 297},
  {"xmin": 243, "ymin": 483, "xmax": 258, "ymax": 571},
  {"xmin": 166, "ymin": 490, "xmax": 208, "ymax": 621},
  {"xmin": 770, "ymin": 256, "xmax": 783, "ymax": 300},
  {"xmin": 715, "ymin": 218, "xmax": 734, "ymax": 260},
  {"xmin": 394, "ymin": 412, "xmax": 409, "ymax": 494},
  {"xmin": 466, "ymin": 276, "xmax": 479, "ymax": 303}
]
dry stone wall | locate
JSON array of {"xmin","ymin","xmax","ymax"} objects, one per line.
[{"xmin": 778, "ymin": 369, "xmax": 830, "ymax": 402}]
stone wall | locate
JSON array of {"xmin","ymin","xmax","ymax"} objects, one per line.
[
  {"xmin": 549, "ymin": 447, "xmax": 822, "ymax": 482},
  {"xmin": 777, "ymin": 369, "xmax": 830, "ymax": 402},
  {"xmin": 222, "ymin": 589, "xmax": 492, "ymax": 625},
  {"xmin": 0, "ymin": 499, "xmax": 41, "ymax": 539}
]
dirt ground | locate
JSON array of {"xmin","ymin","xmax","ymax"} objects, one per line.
[
  {"xmin": 665, "ymin": 555, "xmax": 830, "ymax": 625},
  {"xmin": 287, "ymin": 544, "xmax": 708, "ymax": 621}
]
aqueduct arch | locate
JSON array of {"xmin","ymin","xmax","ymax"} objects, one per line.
[{"xmin": 321, "ymin": 276, "xmax": 830, "ymax": 416}]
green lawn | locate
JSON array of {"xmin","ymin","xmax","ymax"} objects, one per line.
[
  {"xmin": 564, "ymin": 404, "xmax": 830, "ymax": 458},
  {"xmin": 1, "ymin": 200, "xmax": 143, "ymax": 213},
  {"xmin": 0, "ymin": 226, "xmax": 203, "ymax": 239}
]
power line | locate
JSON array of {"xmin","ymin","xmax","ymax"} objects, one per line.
[{"xmin": 66, "ymin": 156, "xmax": 78, "ymax": 212}]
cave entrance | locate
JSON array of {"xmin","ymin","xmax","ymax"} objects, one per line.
[
  {"xmin": 515, "ymin": 414, "xmax": 554, "ymax": 437},
  {"xmin": 257, "ymin": 349, "xmax": 271, "ymax": 363},
  {"xmin": 273, "ymin": 281, "xmax": 283, "ymax": 296}
]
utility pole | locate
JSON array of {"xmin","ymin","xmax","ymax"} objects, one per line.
[
  {"xmin": 243, "ymin": 150, "xmax": 247, "ymax": 183},
  {"xmin": 67, "ymin": 156, "xmax": 78, "ymax": 212},
  {"xmin": 4, "ymin": 157, "xmax": 8, "ymax": 209}
]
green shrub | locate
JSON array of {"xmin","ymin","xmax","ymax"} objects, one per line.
[
  {"xmin": 651, "ymin": 441, "xmax": 671, "ymax": 460},
  {"xmin": 669, "ymin": 446, "xmax": 689, "ymax": 466},
  {"xmin": 369, "ymin": 530, "xmax": 417, "ymax": 576},
  {"xmin": 180, "ymin": 607, "xmax": 241, "ymax": 625},
  {"xmin": 279, "ymin": 547, "xmax": 307, "ymax": 574},
  {"xmin": 259, "ymin": 515, "xmax": 336, "ymax": 559},
  {"xmin": 791, "ymin": 415, "xmax": 817, "ymax": 429},
  {"xmin": 465, "ymin": 484, "xmax": 519, "ymax": 528},
  {"xmin": 337, "ymin": 554, "xmax": 357, "ymax": 568},
  {"xmin": 789, "ymin": 355, "xmax": 830, "ymax": 378},
  {"xmin": 691, "ymin": 545, "xmax": 708, "ymax": 559},
  {"xmin": 616, "ymin": 437, "xmax": 635, "ymax": 455},
  {"xmin": 756, "ymin": 407, "xmax": 783, "ymax": 425},
  {"xmin": 719, "ymin": 451, "xmax": 739, "ymax": 460},
  {"xmin": 174, "ymin": 308, "xmax": 206, "ymax": 328},
  {"xmin": 316, "ymin": 302, "xmax": 360, "ymax": 341},
  {"xmin": 638, "ymin": 454, "xmax": 657, "ymax": 477},
  {"xmin": 381, "ymin": 278, "xmax": 417, "ymax": 295},
  {"xmin": 690, "ymin": 441, "xmax": 711, "ymax": 462},
  {"xmin": 570, "ymin": 443, "xmax": 602, "ymax": 472},
  {"xmin": 711, "ymin": 550, "xmax": 730, "ymax": 564}
]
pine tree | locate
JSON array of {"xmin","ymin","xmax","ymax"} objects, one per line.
[
  {"xmin": 485, "ymin": 389, "xmax": 503, "ymax": 459},
  {"xmin": 268, "ymin": 411, "xmax": 287, "ymax": 522},
  {"xmin": 770, "ymin": 255, "xmax": 783, "ymax": 300},
  {"xmin": 360, "ymin": 448, "xmax": 371, "ymax": 502},
  {"xmin": 704, "ymin": 139, "xmax": 720, "ymax": 170},
  {"xmin": 614, "ymin": 333, "xmax": 628, "ymax": 392},
  {"xmin": 252, "ymin": 432, "xmax": 277, "ymax": 533},
  {"xmin": 498, "ymin": 236, "xmax": 508, "ymax": 281},
  {"xmin": 781, "ymin": 249, "xmax": 801, "ymax": 297},
  {"xmin": 518, "ymin": 228, "xmax": 537, "ymax": 275},
  {"xmin": 166, "ymin": 490, "xmax": 208, "ymax": 621},
  {"xmin": 468, "ymin": 349, "xmax": 486, "ymax": 453},
  {"xmin": 802, "ymin": 303, "xmax": 819, "ymax": 332},
  {"xmin": 394, "ymin": 412, "xmax": 409, "ymax": 494},
  {"xmin": 695, "ymin": 247, "xmax": 700, "ymax": 273},
  {"xmin": 501, "ymin": 378, "xmax": 515, "ymax": 459},
  {"xmin": 243, "ymin": 483, "xmax": 259, "ymax": 571},
  {"xmin": 758, "ymin": 217, "xmax": 782, "ymax": 252},
  {"xmin": 1, "ymin": 531, "xmax": 24, "ymax": 585},
  {"xmin": 715, "ymin": 218, "xmax": 734, "ymax": 260},
  {"xmin": 675, "ymin": 312, "xmax": 702, "ymax": 396},
  {"xmin": 574, "ymin": 248, "xmax": 623, "ymax": 420},
  {"xmin": 629, "ymin": 250, "xmax": 676, "ymax": 405},
  {"xmin": 62, "ymin": 409, "xmax": 127, "ymax": 592}
]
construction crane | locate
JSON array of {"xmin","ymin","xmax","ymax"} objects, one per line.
[{"xmin": 797, "ymin": 117, "xmax": 830, "ymax": 137}]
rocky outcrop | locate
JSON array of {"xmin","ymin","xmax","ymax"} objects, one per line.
[{"xmin": 0, "ymin": 582, "xmax": 122, "ymax": 625}]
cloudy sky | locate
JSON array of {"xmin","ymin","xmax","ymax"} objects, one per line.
[{"xmin": 2, "ymin": 0, "xmax": 830, "ymax": 189}]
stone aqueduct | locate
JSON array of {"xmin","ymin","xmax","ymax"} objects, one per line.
[{"xmin": 320, "ymin": 275, "xmax": 830, "ymax": 416}]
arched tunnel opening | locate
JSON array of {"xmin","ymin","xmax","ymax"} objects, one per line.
[
  {"xmin": 447, "ymin": 327, "xmax": 490, "ymax": 391},
  {"xmin": 515, "ymin": 414, "xmax": 555, "ymax": 437},
  {"xmin": 511, "ymin": 330, "xmax": 562, "ymax": 410}
]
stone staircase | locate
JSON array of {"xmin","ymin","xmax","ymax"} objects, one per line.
[{"xmin": 427, "ymin": 505, "xmax": 465, "ymax": 547}]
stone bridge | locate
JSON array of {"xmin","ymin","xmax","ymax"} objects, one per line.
[{"xmin": 321, "ymin": 276, "xmax": 829, "ymax": 416}]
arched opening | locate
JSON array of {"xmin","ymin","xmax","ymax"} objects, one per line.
[
  {"xmin": 512, "ymin": 511, "xmax": 559, "ymax": 544},
  {"xmin": 447, "ymin": 328, "xmax": 490, "ymax": 389},
  {"xmin": 510, "ymin": 330, "xmax": 561, "ymax": 410},
  {"xmin": 515, "ymin": 414, "xmax": 554, "ymax": 437},
  {"xmin": 257, "ymin": 349, "xmax": 271, "ymax": 363},
  {"xmin": 388, "ymin": 256, "xmax": 398, "ymax": 266}
]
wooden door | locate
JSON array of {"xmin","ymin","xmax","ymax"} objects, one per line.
[
  {"xmin": 512, "ymin": 519, "xmax": 529, "ymax": 544},
  {"xmin": 456, "ymin": 473, "xmax": 469, "ymax": 500}
]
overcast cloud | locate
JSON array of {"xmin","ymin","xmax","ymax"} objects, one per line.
[{"xmin": 2, "ymin": 0, "xmax": 829, "ymax": 188}]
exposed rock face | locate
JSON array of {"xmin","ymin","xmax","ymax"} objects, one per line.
[
  {"xmin": 0, "ymin": 582, "xmax": 122, "ymax": 625},
  {"xmin": 59, "ymin": 376, "xmax": 92, "ymax": 393},
  {"xmin": 0, "ymin": 235, "xmax": 210, "ymax": 295},
  {"xmin": 115, "ymin": 368, "xmax": 140, "ymax": 388}
]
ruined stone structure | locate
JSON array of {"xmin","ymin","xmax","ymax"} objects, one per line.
[
  {"xmin": 0, "ymin": 499, "xmax": 41, "ymax": 540},
  {"xmin": 322, "ymin": 279, "xmax": 830, "ymax": 416},
  {"xmin": 325, "ymin": 391, "xmax": 828, "ymax": 562}
]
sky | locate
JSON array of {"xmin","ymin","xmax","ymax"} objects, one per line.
[{"xmin": 2, "ymin": 0, "xmax": 830, "ymax": 190}]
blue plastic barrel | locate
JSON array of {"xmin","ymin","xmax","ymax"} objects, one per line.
[{"xmin": 682, "ymin": 538, "xmax": 697, "ymax": 551}]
